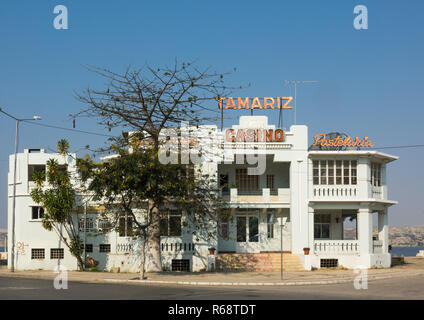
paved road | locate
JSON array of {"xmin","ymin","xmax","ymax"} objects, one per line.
[{"xmin": 0, "ymin": 275, "xmax": 423, "ymax": 299}]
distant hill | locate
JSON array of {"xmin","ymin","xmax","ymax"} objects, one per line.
[{"xmin": 344, "ymin": 226, "xmax": 424, "ymax": 247}]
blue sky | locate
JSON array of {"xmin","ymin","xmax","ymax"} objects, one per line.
[{"xmin": 0, "ymin": 0, "xmax": 423, "ymax": 228}]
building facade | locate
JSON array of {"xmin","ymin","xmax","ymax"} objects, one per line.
[{"xmin": 7, "ymin": 116, "xmax": 398, "ymax": 272}]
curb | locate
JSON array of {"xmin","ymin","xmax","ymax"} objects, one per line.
[
  {"xmin": 103, "ymin": 272, "xmax": 424, "ymax": 287},
  {"xmin": 1, "ymin": 271, "xmax": 423, "ymax": 287}
]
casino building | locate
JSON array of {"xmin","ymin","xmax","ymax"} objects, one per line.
[{"xmin": 7, "ymin": 115, "xmax": 398, "ymax": 272}]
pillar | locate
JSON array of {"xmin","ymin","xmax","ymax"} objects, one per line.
[
  {"xmin": 358, "ymin": 208, "xmax": 373, "ymax": 255},
  {"xmin": 378, "ymin": 208, "xmax": 389, "ymax": 254}
]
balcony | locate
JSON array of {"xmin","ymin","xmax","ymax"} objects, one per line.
[
  {"xmin": 370, "ymin": 186, "xmax": 386, "ymax": 200},
  {"xmin": 222, "ymin": 188, "xmax": 290, "ymax": 204},
  {"xmin": 314, "ymin": 240, "xmax": 360, "ymax": 255},
  {"xmin": 312, "ymin": 186, "xmax": 358, "ymax": 201}
]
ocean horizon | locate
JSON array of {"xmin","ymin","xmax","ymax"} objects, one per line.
[{"xmin": 391, "ymin": 246, "xmax": 424, "ymax": 257}]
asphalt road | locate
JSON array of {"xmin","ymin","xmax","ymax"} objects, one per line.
[{"xmin": 0, "ymin": 275, "xmax": 423, "ymax": 300}]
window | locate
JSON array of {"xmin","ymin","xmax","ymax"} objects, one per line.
[
  {"xmin": 220, "ymin": 217, "xmax": 229, "ymax": 240},
  {"xmin": 313, "ymin": 160, "xmax": 357, "ymax": 185},
  {"xmin": 236, "ymin": 168, "xmax": 259, "ymax": 192},
  {"xmin": 266, "ymin": 175, "xmax": 275, "ymax": 190},
  {"xmin": 371, "ymin": 162, "xmax": 382, "ymax": 187},
  {"xmin": 85, "ymin": 244, "xmax": 93, "ymax": 253},
  {"xmin": 98, "ymin": 219, "xmax": 111, "ymax": 232},
  {"xmin": 118, "ymin": 213, "xmax": 134, "ymax": 237},
  {"xmin": 28, "ymin": 165, "xmax": 46, "ymax": 182},
  {"xmin": 160, "ymin": 210, "xmax": 182, "ymax": 237},
  {"xmin": 320, "ymin": 258, "xmax": 338, "ymax": 268},
  {"xmin": 249, "ymin": 216, "xmax": 259, "ymax": 242},
  {"xmin": 236, "ymin": 215, "xmax": 258, "ymax": 242},
  {"xmin": 219, "ymin": 174, "xmax": 229, "ymax": 193},
  {"xmin": 99, "ymin": 244, "xmax": 111, "ymax": 253},
  {"xmin": 236, "ymin": 216, "xmax": 247, "ymax": 242},
  {"xmin": 31, "ymin": 248, "xmax": 45, "ymax": 259},
  {"xmin": 172, "ymin": 259, "xmax": 190, "ymax": 272},
  {"xmin": 50, "ymin": 248, "xmax": 64, "ymax": 259},
  {"xmin": 267, "ymin": 213, "xmax": 274, "ymax": 238},
  {"xmin": 78, "ymin": 217, "xmax": 94, "ymax": 232},
  {"xmin": 314, "ymin": 214, "xmax": 331, "ymax": 239},
  {"xmin": 31, "ymin": 206, "xmax": 44, "ymax": 220}
]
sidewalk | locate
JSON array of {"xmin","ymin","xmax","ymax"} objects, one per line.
[{"xmin": 1, "ymin": 257, "xmax": 423, "ymax": 287}]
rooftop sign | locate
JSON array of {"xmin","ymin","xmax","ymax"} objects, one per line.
[
  {"xmin": 218, "ymin": 97, "xmax": 293, "ymax": 110},
  {"xmin": 312, "ymin": 133, "xmax": 374, "ymax": 148}
]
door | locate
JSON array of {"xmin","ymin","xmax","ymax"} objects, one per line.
[{"xmin": 236, "ymin": 215, "xmax": 260, "ymax": 253}]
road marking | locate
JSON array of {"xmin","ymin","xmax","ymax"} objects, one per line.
[{"xmin": 0, "ymin": 287, "xmax": 40, "ymax": 290}]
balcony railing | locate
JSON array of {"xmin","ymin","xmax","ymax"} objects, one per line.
[
  {"xmin": 371, "ymin": 186, "xmax": 386, "ymax": 200},
  {"xmin": 314, "ymin": 240, "xmax": 360, "ymax": 254},
  {"xmin": 312, "ymin": 186, "xmax": 358, "ymax": 200},
  {"xmin": 222, "ymin": 188, "xmax": 290, "ymax": 203},
  {"xmin": 373, "ymin": 240, "xmax": 383, "ymax": 253}
]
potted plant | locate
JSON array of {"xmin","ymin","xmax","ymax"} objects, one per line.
[
  {"xmin": 303, "ymin": 247, "xmax": 310, "ymax": 255},
  {"xmin": 208, "ymin": 247, "xmax": 216, "ymax": 255}
]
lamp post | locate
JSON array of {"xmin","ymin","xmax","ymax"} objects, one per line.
[
  {"xmin": 277, "ymin": 216, "xmax": 287, "ymax": 280},
  {"xmin": 0, "ymin": 107, "xmax": 42, "ymax": 272}
]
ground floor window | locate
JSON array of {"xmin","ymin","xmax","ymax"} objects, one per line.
[
  {"xmin": 314, "ymin": 214, "xmax": 330, "ymax": 239},
  {"xmin": 236, "ymin": 215, "xmax": 258, "ymax": 242},
  {"xmin": 50, "ymin": 248, "xmax": 64, "ymax": 259},
  {"xmin": 31, "ymin": 248, "xmax": 45, "ymax": 259},
  {"xmin": 160, "ymin": 210, "xmax": 182, "ymax": 237},
  {"xmin": 220, "ymin": 217, "xmax": 229, "ymax": 240},
  {"xmin": 85, "ymin": 244, "xmax": 93, "ymax": 253},
  {"xmin": 99, "ymin": 244, "xmax": 111, "ymax": 253},
  {"xmin": 267, "ymin": 213, "xmax": 274, "ymax": 238},
  {"xmin": 119, "ymin": 213, "xmax": 134, "ymax": 237}
]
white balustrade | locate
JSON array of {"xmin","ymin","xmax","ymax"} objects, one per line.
[{"xmin": 314, "ymin": 240, "xmax": 360, "ymax": 254}]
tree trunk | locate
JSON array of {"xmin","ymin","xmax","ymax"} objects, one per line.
[
  {"xmin": 76, "ymin": 255, "xmax": 85, "ymax": 271},
  {"xmin": 140, "ymin": 237, "xmax": 146, "ymax": 279},
  {"xmin": 145, "ymin": 208, "xmax": 162, "ymax": 272}
]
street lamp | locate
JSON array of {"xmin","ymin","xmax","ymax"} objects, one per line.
[
  {"xmin": 0, "ymin": 107, "xmax": 42, "ymax": 272},
  {"xmin": 277, "ymin": 216, "xmax": 287, "ymax": 280}
]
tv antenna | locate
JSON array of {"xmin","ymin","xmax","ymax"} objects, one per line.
[{"xmin": 284, "ymin": 80, "xmax": 318, "ymax": 124}]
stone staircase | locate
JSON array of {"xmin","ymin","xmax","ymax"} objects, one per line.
[{"xmin": 216, "ymin": 252, "xmax": 304, "ymax": 272}]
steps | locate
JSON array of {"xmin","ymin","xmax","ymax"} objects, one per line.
[{"xmin": 216, "ymin": 252, "xmax": 304, "ymax": 272}]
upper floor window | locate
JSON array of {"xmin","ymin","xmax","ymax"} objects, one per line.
[
  {"xmin": 78, "ymin": 217, "xmax": 94, "ymax": 232},
  {"xmin": 118, "ymin": 213, "xmax": 134, "ymax": 237},
  {"xmin": 219, "ymin": 174, "xmax": 229, "ymax": 193},
  {"xmin": 31, "ymin": 206, "xmax": 44, "ymax": 220},
  {"xmin": 236, "ymin": 168, "xmax": 259, "ymax": 192},
  {"xmin": 371, "ymin": 162, "xmax": 382, "ymax": 187},
  {"xmin": 313, "ymin": 160, "xmax": 357, "ymax": 185},
  {"xmin": 160, "ymin": 210, "xmax": 182, "ymax": 237},
  {"xmin": 266, "ymin": 175, "xmax": 275, "ymax": 190},
  {"xmin": 28, "ymin": 165, "xmax": 46, "ymax": 182}
]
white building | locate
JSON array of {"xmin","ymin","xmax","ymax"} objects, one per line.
[{"xmin": 7, "ymin": 116, "xmax": 398, "ymax": 272}]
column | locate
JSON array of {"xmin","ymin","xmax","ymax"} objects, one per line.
[
  {"xmin": 378, "ymin": 208, "xmax": 389, "ymax": 254},
  {"xmin": 358, "ymin": 208, "xmax": 373, "ymax": 255},
  {"xmin": 308, "ymin": 207, "xmax": 314, "ymax": 254}
]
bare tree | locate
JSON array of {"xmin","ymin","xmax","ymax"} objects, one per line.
[{"xmin": 74, "ymin": 61, "xmax": 236, "ymax": 272}]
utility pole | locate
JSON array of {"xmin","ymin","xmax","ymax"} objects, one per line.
[
  {"xmin": 284, "ymin": 80, "xmax": 317, "ymax": 125},
  {"xmin": 0, "ymin": 107, "xmax": 41, "ymax": 272}
]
